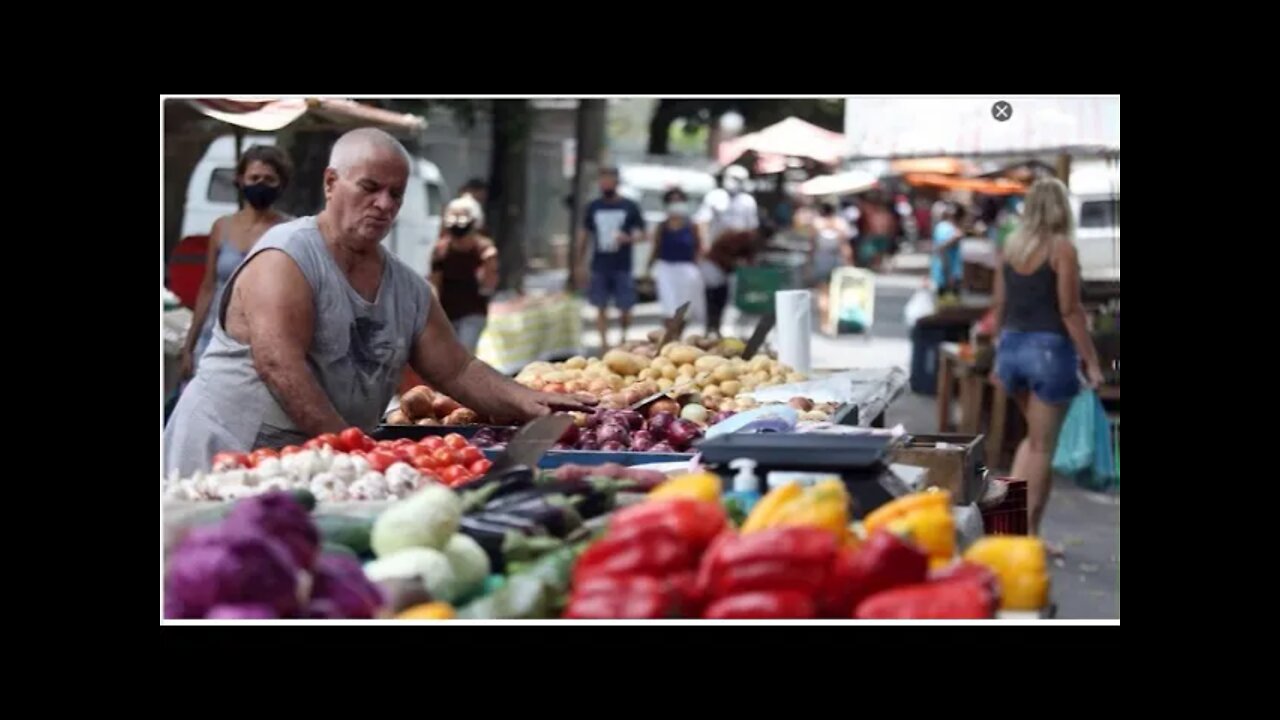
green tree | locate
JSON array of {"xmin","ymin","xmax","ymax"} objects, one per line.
[{"xmin": 646, "ymin": 99, "xmax": 844, "ymax": 155}]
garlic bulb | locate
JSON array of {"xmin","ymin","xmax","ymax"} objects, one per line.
[
  {"xmin": 310, "ymin": 472, "xmax": 349, "ymax": 502},
  {"xmin": 384, "ymin": 463, "xmax": 422, "ymax": 498},
  {"xmin": 329, "ymin": 454, "xmax": 359, "ymax": 485},
  {"xmin": 348, "ymin": 472, "xmax": 390, "ymax": 501},
  {"xmin": 349, "ymin": 455, "xmax": 372, "ymax": 477}
]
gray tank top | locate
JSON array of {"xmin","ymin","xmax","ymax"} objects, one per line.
[
  {"xmin": 164, "ymin": 216, "xmax": 432, "ymax": 475},
  {"xmin": 1002, "ymin": 259, "xmax": 1067, "ymax": 335}
]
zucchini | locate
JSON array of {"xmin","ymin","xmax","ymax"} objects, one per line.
[{"xmin": 313, "ymin": 514, "xmax": 374, "ymax": 556}]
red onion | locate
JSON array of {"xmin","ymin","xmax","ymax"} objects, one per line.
[
  {"xmin": 649, "ymin": 442, "xmax": 677, "ymax": 454},
  {"xmin": 647, "ymin": 412, "xmax": 676, "ymax": 440},
  {"xmin": 597, "ymin": 423, "xmax": 632, "ymax": 447},
  {"xmin": 559, "ymin": 424, "xmax": 580, "ymax": 445},
  {"xmin": 616, "ymin": 410, "xmax": 645, "ymax": 431},
  {"xmin": 666, "ymin": 419, "xmax": 703, "ymax": 451},
  {"xmin": 600, "ymin": 440, "xmax": 626, "ymax": 452},
  {"xmin": 631, "ymin": 431, "xmax": 656, "ymax": 452},
  {"xmin": 710, "ymin": 410, "xmax": 738, "ymax": 425}
]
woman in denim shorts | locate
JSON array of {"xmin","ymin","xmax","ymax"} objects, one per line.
[{"xmin": 991, "ymin": 178, "xmax": 1105, "ymax": 539}]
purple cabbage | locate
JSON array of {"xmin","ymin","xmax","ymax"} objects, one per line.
[
  {"xmin": 309, "ymin": 553, "xmax": 385, "ymax": 620},
  {"xmin": 223, "ymin": 491, "xmax": 320, "ymax": 571},
  {"xmin": 165, "ymin": 526, "xmax": 300, "ymax": 619},
  {"xmin": 206, "ymin": 603, "xmax": 278, "ymax": 620}
]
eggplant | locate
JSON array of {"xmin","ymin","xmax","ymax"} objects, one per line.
[
  {"xmin": 457, "ymin": 513, "xmax": 549, "ymax": 573},
  {"xmin": 453, "ymin": 464, "xmax": 536, "ymax": 498},
  {"xmin": 481, "ymin": 496, "xmax": 583, "ymax": 538}
]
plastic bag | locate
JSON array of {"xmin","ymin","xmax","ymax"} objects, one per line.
[
  {"xmin": 904, "ymin": 287, "xmax": 936, "ymax": 328},
  {"xmin": 1052, "ymin": 389, "xmax": 1117, "ymax": 490}
]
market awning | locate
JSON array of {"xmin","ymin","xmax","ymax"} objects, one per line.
[
  {"xmin": 890, "ymin": 157, "xmax": 977, "ymax": 176},
  {"xmin": 798, "ymin": 170, "xmax": 879, "ymax": 197},
  {"xmin": 187, "ymin": 98, "xmax": 427, "ymax": 134},
  {"xmin": 718, "ymin": 117, "xmax": 847, "ymax": 167},
  {"xmin": 903, "ymin": 173, "xmax": 1027, "ymax": 196}
]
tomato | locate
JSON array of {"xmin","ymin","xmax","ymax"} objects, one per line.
[
  {"xmin": 280, "ymin": 445, "xmax": 304, "ymax": 457},
  {"xmin": 469, "ymin": 458, "xmax": 493, "ymax": 476},
  {"xmin": 440, "ymin": 465, "xmax": 470, "ymax": 486},
  {"xmin": 315, "ymin": 433, "xmax": 342, "ymax": 450},
  {"xmin": 458, "ymin": 446, "xmax": 484, "ymax": 465},
  {"xmin": 303, "ymin": 439, "xmax": 324, "ymax": 451},
  {"xmin": 248, "ymin": 448, "xmax": 280, "ymax": 467},
  {"xmin": 418, "ymin": 436, "xmax": 445, "ymax": 451},
  {"xmin": 444, "ymin": 433, "xmax": 469, "ymax": 450},
  {"xmin": 392, "ymin": 438, "xmax": 415, "ymax": 449},
  {"xmin": 432, "ymin": 448, "xmax": 458, "ymax": 467},
  {"xmin": 211, "ymin": 452, "xmax": 249, "ymax": 470},
  {"xmin": 391, "ymin": 448, "xmax": 413, "ymax": 464},
  {"xmin": 362, "ymin": 436, "xmax": 376, "ymax": 452},
  {"xmin": 411, "ymin": 454, "xmax": 439, "ymax": 472},
  {"xmin": 367, "ymin": 450, "xmax": 398, "ymax": 473},
  {"xmin": 418, "ymin": 470, "xmax": 442, "ymax": 486},
  {"xmin": 339, "ymin": 428, "xmax": 367, "ymax": 453}
]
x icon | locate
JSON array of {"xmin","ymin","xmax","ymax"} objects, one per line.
[{"xmin": 992, "ymin": 101, "xmax": 1013, "ymax": 122}]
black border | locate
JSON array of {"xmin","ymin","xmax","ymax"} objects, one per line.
[{"xmin": 161, "ymin": 59, "xmax": 1124, "ymax": 650}]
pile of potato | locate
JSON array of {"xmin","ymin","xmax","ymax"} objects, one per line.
[
  {"xmin": 386, "ymin": 385, "xmax": 486, "ymax": 426},
  {"xmin": 515, "ymin": 339, "xmax": 819, "ymax": 418}
]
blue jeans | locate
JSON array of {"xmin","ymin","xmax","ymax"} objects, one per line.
[{"xmin": 996, "ymin": 331, "xmax": 1081, "ymax": 405}]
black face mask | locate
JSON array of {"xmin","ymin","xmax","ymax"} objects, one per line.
[
  {"xmin": 448, "ymin": 223, "xmax": 474, "ymax": 238},
  {"xmin": 242, "ymin": 183, "xmax": 280, "ymax": 210},
  {"xmin": 601, "ymin": 188, "xmax": 618, "ymax": 199}
]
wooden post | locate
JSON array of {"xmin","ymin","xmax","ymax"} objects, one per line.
[
  {"xmin": 567, "ymin": 100, "xmax": 606, "ymax": 290},
  {"xmin": 1056, "ymin": 153, "xmax": 1072, "ymax": 188}
]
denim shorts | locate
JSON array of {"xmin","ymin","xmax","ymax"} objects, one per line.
[
  {"xmin": 995, "ymin": 331, "xmax": 1081, "ymax": 405},
  {"xmin": 589, "ymin": 270, "xmax": 636, "ymax": 311}
]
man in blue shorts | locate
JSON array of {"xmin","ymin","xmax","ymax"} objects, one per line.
[{"xmin": 576, "ymin": 166, "xmax": 646, "ymax": 351}]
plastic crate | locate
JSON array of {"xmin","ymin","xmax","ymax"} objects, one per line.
[{"xmin": 980, "ymin": 478, "xmax": 1028, "ymax": 535}]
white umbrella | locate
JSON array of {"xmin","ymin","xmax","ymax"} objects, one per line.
[{"xmin": 798, "ymin": 170, "xmax": 879, "ymax": 197}]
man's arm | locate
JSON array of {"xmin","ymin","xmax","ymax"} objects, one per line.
[
  {"xmin": 235, "ymin": 251, "xmax": 347, "ymax": 436},
  {"xmin": 410, "ymin": 286, "xmax": 595, "ymax": 424}
]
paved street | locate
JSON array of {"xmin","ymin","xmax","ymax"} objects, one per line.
[{"xmin": 527, "ymin": 264, "xmax": 1120, "ymax": 619}]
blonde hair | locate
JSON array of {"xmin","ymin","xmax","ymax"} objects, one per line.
[{"xmin": 1005, "ymin": 177, "xmax": 1074, "ymax": 267}]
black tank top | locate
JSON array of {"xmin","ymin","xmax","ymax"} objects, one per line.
[
  {"xmin": 1003, "ymin": 260, "xmax": 1067, "ymax": 335},
  {"xmin": 436, "ymin": 242, "xmax": 489, "ymax": 321}
]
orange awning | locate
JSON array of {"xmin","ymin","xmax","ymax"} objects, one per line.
[
  {"xmin": 890, "ymin": 157, "xmax": 978, "ymax": 176},
  {"xmin": 904, "ymin": 173, "xmax": 1027, "ymax": 195}
]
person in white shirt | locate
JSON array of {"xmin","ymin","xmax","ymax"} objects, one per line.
[{"xmin": 695, "ymin": 165, "xmax": 759, "ymax": 336}]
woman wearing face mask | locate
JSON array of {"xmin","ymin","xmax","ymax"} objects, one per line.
[
  {"xmin": 179, "ymin": 145, "xmax": 294, "ymax": 382},
  {"xmin": 431, "ymin": 196, "xmax": 499, "ymax": 353},
  {"xmin": 646, "ymin": 188, "xmax": 707, "ymax": 323}
]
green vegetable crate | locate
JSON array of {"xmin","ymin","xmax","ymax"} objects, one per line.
[{"xmin": 734, "ymin": 267, "xmax": 787, "ymax": 315}]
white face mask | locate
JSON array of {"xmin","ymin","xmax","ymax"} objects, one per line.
[{"xmin": 667, "ymin": 202, "xmax": 690, "ymax": 217}]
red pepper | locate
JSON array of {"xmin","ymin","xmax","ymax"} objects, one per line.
[
  {"xmin": 703, "ymin": 591, "xmax": 816, "ymax": 619},
  {"xmin": 697, "ymin": 527, "xmax": 837, "ymax": 602},
  {"xmin": 572, "ymin": 524, "xmax": 697, "ymax": 586},
  {"xmin": 854, "ymin": 581, "xmax": 993, "ymax": 619},
  {"xmin": 665, "ymin": 570, "xmax": 705, "ymax": 618},
  {"xmin": 564, "ymin": 575, "xmax": 686, "ymax": 619},
  {"xmin": 609, "ymin": 499, "xmax": 727, "ymax": 553},
  {"xmin": 818, "ymin": 530, "xmax": 929, "ymax": 618},
  {"xmin": 929, "ymin": 561, "xmax": 1001, "ymax": 615}
]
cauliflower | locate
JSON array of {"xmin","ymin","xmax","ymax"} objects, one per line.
[
  {"xmin": 370, "ymin": 484, "xmax": 462, "ymax": 557},
  {"xmin": 442, "ymin": 533, "xmax": 491, "ymax": 600},
  {"xmin": 362, "ymin": 547, "xmax": 460, "ymax": 604}
]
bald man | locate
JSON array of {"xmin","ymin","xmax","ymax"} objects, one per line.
[{"xmin": 164, "ymin": 129, "xmax": 593, "ymax": 475}]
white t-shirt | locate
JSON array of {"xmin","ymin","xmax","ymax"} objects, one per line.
[{"xmin": 695, "ymin": 188, "xmax": 759, "ymax": 240}]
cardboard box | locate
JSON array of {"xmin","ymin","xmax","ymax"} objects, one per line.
[{"xmin": 891, "ymin": 434, "xmax": 987, "ymax": 504}]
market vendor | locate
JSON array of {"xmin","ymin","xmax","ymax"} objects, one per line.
[{"xmin": 164, "ymin": 128, "xmax": 594, "ymax": 475}]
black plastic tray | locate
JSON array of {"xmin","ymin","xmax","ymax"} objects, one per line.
[
  {"xmin": 372, "ymin": 424, "xmax": 514, "ymax": 441},
  {"xmin": 696, "ymin": 432, "xmax": 895, "ymax": 470}
]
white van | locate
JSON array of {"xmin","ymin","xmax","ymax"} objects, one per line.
[
  {"xmin": 616, "ymin": 162, "xmax": 717, "ymax": 277},
  {"xmin": 1071, "ymin": 160, "xmax": 1120, "ymax": 282},
  {"xmin": 182, "ymin": 135, "xmax": 448, "ymax": 276}
]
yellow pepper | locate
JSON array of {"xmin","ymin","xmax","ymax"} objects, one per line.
[
  {"xmin": 395, "ymin": 602, "xmax": 456, "ymax": 620},
  {"xmin": 887, "ymin": 504, "xmax": 955, "ymax": 565},
  {"xmin": 648, "ymin": 471, "xmax": 722, "ymax": 503},
  {"xmin": 964, "ymin": 537, "xmax": 1050, "ymax": 611},
  {"xmin": 741, "ymin": 479, "xmax": 849, "ymax": 539},
  {"xmin": 863, "ymin": 490, "xmax": 950, "ymax": 535},
  {"xmin": 739, "ymin": 482, "xmax": 803, "ymax": 532}
]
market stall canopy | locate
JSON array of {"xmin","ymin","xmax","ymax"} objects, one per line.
[
  {"xmin": 904, "ymin": 173, "xmax": 1027, "ymax": 196},
  {"xmin": 719, "ymin": 117, "xmax": 847, "ymax": 168},
  {"xmin": 798, "ymin": 170, "xmax": 879, "ymax": 197},
  {"xmin": 187, "ymin": 98, "xmax": 427, "ymax": 134},
  {"xmin": 844, "ymin": 97, "xmax": 1119, "ymax": 160},
  {"xmin": 889, "ymin": 157, "xmax": 978, "ymax": 176}
]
